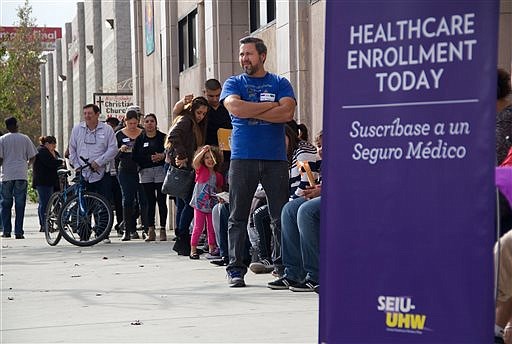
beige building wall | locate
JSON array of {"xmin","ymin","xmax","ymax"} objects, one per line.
[
  {"xmin": 499, "ymin": 0, "xmax": 512, "ymax": 72},
  {"xmin": 63, "ymin": 22, "xmax": 74, "ymax": 144},
  {"xmin": 45, "ymin": 53, "xmax": 54, "ymax": 136},
  {"xmin": 60, "ymin": 37, "xmax": 70, "ymax": 148},
  {"xmin": 204, "ymin": 0, "xmax": 250, "ymax": 85},
  {"xmin": 100, "ymin": 1, "xmax": 132, "ymax": 94},
  {"xmin": 71, "ymin": 16, "xmax": 80, "ymax": 126},
  {"xmin": 115, "ymin": 1, "xmax": 134, "ymax": 93},
  {"xmin": 71, "ymin": 3, "xmax": 86, "ymax": 126},
  {"xmin": 309, "ymin": 0, "xmax": 325, "ymax": 138},
  {"xmin": 141, "ymin": 0, "xmax": 169, "ymax": 127},
  {"xmin": 251, "ymin": 24, "xmax": 277, "ymax": 73},
  {"xmin": 84, "ymin": 1, "xmax": 96, "ymax": 103},
  {"xmin": 102, "ymin": 1, "xmax": 117, "ymax": 92}
]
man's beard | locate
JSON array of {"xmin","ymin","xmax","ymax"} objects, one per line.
[{"xmin": 243, "ymin": 64, "xmax": 255, "ymax": 75}]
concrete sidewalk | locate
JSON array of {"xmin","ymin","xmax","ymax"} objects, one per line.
[{"xmin": 0, "ymin": 202, "xmax": 319, "ymax": 343}]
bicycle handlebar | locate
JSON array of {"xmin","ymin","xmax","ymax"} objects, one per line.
[{"xmin": 78, "ymin": 156, "xmax": 99, "ymax": 174}]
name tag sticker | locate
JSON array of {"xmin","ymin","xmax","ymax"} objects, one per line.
[
  {"xmin": 98, "ymin": 135, "xmax": 105, "ymax": 139},
  {"xmin": 143, "ymin": 142, "xmax": 149, "ymax": 147},
  {"xmin": 260, "ymin": 92, "xmax": 275, "ymax": 102},
  {"xmin": 122, "ymin": 138, "xmax": 130, "ymax": 143}
]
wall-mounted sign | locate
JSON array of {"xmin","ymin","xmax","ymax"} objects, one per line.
[
  {"xmin": 0, "ymin": 26, "xmax": 62, "ymax": 50},
  {"xmin": 93, "ymin": 93, "xmax": 133, "ymax": 121}
]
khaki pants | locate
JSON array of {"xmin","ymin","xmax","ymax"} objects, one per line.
[{"xmin": 496, "ymin": 230, "xmax": 512, "ymax": 303}]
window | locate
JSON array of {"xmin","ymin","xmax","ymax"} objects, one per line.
[
  {"xmin": 250, "ymin": 0, "xmax": 276, "ymax": 32},
  {"xmin": 178, "ymin": 9, "xmax": 198, "ymax": 72}
]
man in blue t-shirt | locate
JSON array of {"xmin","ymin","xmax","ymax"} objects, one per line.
[{"xmin": 220, "ymin": 36, "xmax": 296, "ymax": 287}]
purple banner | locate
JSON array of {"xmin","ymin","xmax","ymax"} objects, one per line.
[{"xmin": 320, "ymin": 1, "xmax": 498, "ymax": 343}]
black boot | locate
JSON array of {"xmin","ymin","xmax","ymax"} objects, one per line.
[
  {"xmin": 172, "ymin": 234, "xmax": 184, "ymax": 253},
  {"xmin": 177, "ymin": 233, "xmax": 191, "ymax": 256},
  {"xmin": 172, "ymin": 231, "xmax": 190, "ymax": 256},
  {"xmin": 121, "ymin": 207, "xmax": 134, "ymax": 241}
]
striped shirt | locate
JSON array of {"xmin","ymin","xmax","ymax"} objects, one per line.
[{"xmin": 289, "ymin": 140, "xmax": 321, "ymax": 199}]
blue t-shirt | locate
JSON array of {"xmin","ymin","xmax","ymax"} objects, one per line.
[{"xmin": 220, "ymin": 72, "xmax": 295, "ymax": 161}]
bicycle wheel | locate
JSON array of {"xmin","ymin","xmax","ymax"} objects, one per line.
[
  {"xmin": 44, "ymin": 192, "xmax": 63, "ymax": 246},
  {"xmin": 58, "ymin": 192, "xmax": 113, "ymax": 246}
]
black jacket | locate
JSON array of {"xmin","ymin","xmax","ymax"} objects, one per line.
[
  {"xmin": 132, "ymin": 130, "xmax": 166, "ymax": 170},
  {"xmin": 32, "ymin": 145, "xmax": 62, "ymax": 189}
]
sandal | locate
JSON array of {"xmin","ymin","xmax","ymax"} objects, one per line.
[{"xmin": 189, "ymin": 253, "xmax": 200, "ymax": 260}]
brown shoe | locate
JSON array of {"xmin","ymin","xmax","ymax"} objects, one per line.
[
  {"xmin": 159, "ymin": 228, "xmax": 167, "ymax": 241},
  {"xmin": 145, "ymin": 227, "xmax": 156, "ymax": 242}
]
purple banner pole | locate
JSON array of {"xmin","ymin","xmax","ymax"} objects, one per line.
[{"xmin": 320, "ymin": 1, "xmax": 499, "ymax": 342}]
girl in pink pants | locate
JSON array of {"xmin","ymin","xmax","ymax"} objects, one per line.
[{"xmin": 189, "ymin": 145, "xmax": 223, "ymax": 259}]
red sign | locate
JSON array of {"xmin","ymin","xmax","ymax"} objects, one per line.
[{"xmin": 0, "ymin": 26, "xmax": 62, "ymax": 50}]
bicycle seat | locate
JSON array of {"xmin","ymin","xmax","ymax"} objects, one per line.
[{"xmin": 57, "ymin": 169, "xmax": 71, "ymax": 177}]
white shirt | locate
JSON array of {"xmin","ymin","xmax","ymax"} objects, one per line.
[
  {"xmin": 68, "ymin": 121, "xmax": 118, "ymax": 183},
  {"xmin": 0, "ymin": 132, "xmax": 37, "ymax": 182}
]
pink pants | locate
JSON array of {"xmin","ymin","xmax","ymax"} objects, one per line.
[{"xmin": 191, "ymin": 209, "xmax": 217, "ymax": 247}]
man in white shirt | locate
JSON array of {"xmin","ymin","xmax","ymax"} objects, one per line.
[
  {"xmin": 0, "ymin": 117, "xmax": 37, "ymax": 239},
  {"xmin": 68, "ymin": 104, "xmax": 118, "ymax": 198}
]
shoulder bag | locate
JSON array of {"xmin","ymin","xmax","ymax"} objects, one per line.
[{"xmin": 161, "ymin": 165, "xmax": 195, "ymax": 199}]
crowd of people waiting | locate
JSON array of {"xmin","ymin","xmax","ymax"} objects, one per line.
[
  {"xmin": 0, "ymin": 37, "xmax": 324, "ymax": 297},
  {"xmin": 2, "ymin": 37, "xmax": 510, "ymax": 340}
]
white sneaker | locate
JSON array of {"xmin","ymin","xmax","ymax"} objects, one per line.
[
  {"xmin": 249, "ymin": 259, "xmax": 274, "ymax": 274},
  {"xmin": 103, "ymin": 238, "xmax": 111, "ymax": 244}
]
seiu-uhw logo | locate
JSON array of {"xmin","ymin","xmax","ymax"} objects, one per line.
[{"xmin": 377, "ymin": 296, "xmax": 428, "ymax": 333}]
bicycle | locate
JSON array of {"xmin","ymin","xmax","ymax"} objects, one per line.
[
  {"xmin": 44, "ymin": 168, "xmax": 73, "ymax": 246},
  {"xmin": 44, "ymin": 157, "xmax": 113, "ymax": 246}
]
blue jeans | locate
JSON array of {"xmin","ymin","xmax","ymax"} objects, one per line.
[
  {"xmin": 227, "ymin": 159, "xmax": 289, "ymax": 275},
  {"xmin": 213, "ymin": 203, "xmax": 230, "ymax": 258},
  {"xmin": 118, "ymin": 169, "xmax": 143, "ymax": 208},
  {"xmin": 1, "ymin": 180, "xmax": 28, "ymax": 236},
  {"xmin": 175, "ymin": 196, "xmax": 193, "ymax": 237},
  {"xmin": 36, "ymin": 186, "xmax": 54, "ymax": 227},
  {"xmin": 281, "ymin": 196, "xmax": 321, "ymax": 283},
  {"xmin": 118, "ymin": 169, "xmax": 148, "ymax": 227},
  {"xmin": 141, "ymin": 182, "xmax": 167, "ymax": 228},
  {"xmin": 213, "ymin": 203, "xmax": 250, "ymax": 262},
  {"xmin": 109, "ymin": 174, "xmax": 123, "ymax": 225}
]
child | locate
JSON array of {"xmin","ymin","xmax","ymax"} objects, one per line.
[{"xmin": 189, "ymin": 145, "xmax": 224, "ymax": 259}]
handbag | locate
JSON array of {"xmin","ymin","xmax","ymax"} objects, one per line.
[{"xmin": 161, "ymin": 165, "xmax": 195, "ymax": 199}]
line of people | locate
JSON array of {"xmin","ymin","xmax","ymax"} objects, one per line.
[{"xmin": 1, "ymin": 36, "xmax": 325, "ymax": 297}]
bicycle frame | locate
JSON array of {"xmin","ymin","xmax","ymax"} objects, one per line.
[
  {"xmin": 70, "ymin": 162, "xmax": 94, "ymax": 227},
  {"xmin": 49, "ymin": 156, "xmax": 113, "ymax": 247},
  {"xmin": 56, "ymin": 158, "xmax": 96, "ymax": 228}
]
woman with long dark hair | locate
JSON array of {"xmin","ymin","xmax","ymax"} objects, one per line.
[{"xmin": 166, "ymin": 96, "xmax": 209, "ymax": 255}]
